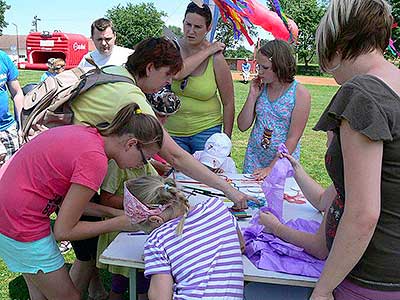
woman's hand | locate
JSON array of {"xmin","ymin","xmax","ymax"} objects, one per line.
[
  {"xmin": 253, "ymin": 167, "xmax": 272, "ymax": 180},
  {"xmin": 259, "ymin": 212, "xmax": 282, "ymax": 235},
  {"xmin": 249, "ymin": 76, "xmax": 265, "ymax": 99},
  {"xmin": 207, "ymin": 41, "xmax": 225, "ymax": 55},
  {"xmin": 225, "ymin": 189, "xmax": 258, "ymax": 210}
]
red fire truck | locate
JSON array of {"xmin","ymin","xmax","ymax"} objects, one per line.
[{"xmin": 21, "ymin": 31, "xmax": 89, "ymax": 70}]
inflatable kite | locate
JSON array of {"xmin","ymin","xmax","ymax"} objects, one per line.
[
  {"xmin": 208, "ymin": 0, "xmax": 298, "ymax": 45},
  {"xmin": 245, "ymin": 0, "xmax": 298, "ymax": 43}
]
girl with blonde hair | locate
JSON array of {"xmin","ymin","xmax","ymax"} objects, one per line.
[{"xmin": 124, "ymin": 176, "xmax": 244, "ymax": 299}]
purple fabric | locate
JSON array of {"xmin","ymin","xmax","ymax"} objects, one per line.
[
  {"xmin": 261, "ymin": 144, "xmax": 294, "ymax": 220},
  {"xmin": 245, "ymin": 147, "xmax": 325, "ymax": 278},
  {"xmin": 243, "ymin": 218, "xmax": 325, "ymax": 278}
]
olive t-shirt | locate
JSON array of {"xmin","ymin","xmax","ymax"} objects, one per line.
[{"xmin": 314, "ymin": 75, "xmax": 400, "ymax": 291}]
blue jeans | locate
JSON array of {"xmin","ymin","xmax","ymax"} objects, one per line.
[{"xmin": 172, "ymin": 125, "xmax": 222, "ymax": 154}]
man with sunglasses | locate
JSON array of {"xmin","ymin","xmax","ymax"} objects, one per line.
[{"xmin": 78, "ymin": 18, "xmax": 133, "ymax": 68}]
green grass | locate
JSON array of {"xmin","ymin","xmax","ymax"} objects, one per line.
[{"xmin": 1, "ymin": 70, "xmax": 338, "ymax": 299}]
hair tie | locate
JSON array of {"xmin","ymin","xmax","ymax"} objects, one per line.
[
  {"xmin": 134, "ymin": 108, "xmax": 142, "ymax": 114},
  {"xmin": 164, "ymin": 183, "xmax": 171, "ymax": 191}
]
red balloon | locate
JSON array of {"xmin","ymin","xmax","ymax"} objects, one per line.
[{"xmin": 245, "ymin": 0, "xmax": 298, "ymax": 42}]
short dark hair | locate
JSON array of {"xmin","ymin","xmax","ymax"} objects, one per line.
[
  {"xmin": 259, "ymin": 40, "xmax": 296, "ymax": 83},
  {"xmin": 126, "ymin": 37, "xmax": 183, "ymax": 79},
  {"xmin": 184, "ymin": 2, "xmax": 212, "ymax": 27},
  {"xmin": 91, "ymin": 18, "xmax": 115, "ymax": 37}
]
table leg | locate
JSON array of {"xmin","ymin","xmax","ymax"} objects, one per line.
[{"xmin": 129, "ymin": 268, "xmax": 137, "ymax": 300}]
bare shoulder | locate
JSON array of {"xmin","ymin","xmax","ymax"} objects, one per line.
[{"xmin": 295, "ymin": 83, "xmax": 311, "ymax": 103}]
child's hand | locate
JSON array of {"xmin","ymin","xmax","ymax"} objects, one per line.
[
  {"xmin": 249, "ymin": 76, "xmax": 264, "ymax": 99},
  {"xmin": 252, "ymin": 167, "xmax": 272, "ymax": 180},
  {"xmin": 259, "ymin": 212, "xmax": 282, "ymax": 235}
]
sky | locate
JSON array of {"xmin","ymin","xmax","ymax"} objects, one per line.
[
  {"xmin": 3, "ymin": 0, "xmax": 189, "ymax": 37},
  {"xmin": 3, "ymin": 0, "xmax": 267, "ymax": 49}
]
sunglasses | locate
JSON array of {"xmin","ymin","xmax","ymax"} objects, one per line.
[
  {"xmin": 180, "ymin": 76, "xmax": 189, "ymax": 90},
  {"xmin": 136, "ymin": 144, "xmax": 148, "ymax": 165}
]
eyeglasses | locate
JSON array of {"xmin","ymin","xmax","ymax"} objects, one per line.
[{"xmin": 136, "ymin": 144, "xmax": 148, "ymax": 165}]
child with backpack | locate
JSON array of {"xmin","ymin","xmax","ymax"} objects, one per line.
[
  {"xmin": 0, "ymin": 103, "xmax": 164, "ymax": 300},
  {"xmin": 124, "ymin": 176, "xmax": 244, "ymax": 299}
]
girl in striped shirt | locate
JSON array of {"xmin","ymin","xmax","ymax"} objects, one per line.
[{"xmin": 124, "ymin": 176, "xmax": 244, "ymax": 300}]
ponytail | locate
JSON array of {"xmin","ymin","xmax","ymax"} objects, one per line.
[
  {"xmin": 126, "ymin": 176, "xmax": 190, "ymax": 235},
  {"xmin": 96, "ymin": 103, "xmax": 163, "ymax": 147}
]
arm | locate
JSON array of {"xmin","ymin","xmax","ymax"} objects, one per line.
[
  {"xmin": 214, "ymin": 53, "xmax": 235, "ymax": 137},
  {"xmin": 311, "ymin": 120, "xmax": 382, "ymax": 300},
  {"xmin": 83, "ymin": 201, "xmax": 124, "ymax": 217},
  {"xmin": 159, "ymin": 130, "xmax": 254, "ymax": 209},
  {"xmin": 99, "ymin": 190, "xmax": 124, "ymax": 209},
  {"xmin": 173, "ymin": 41, "xmax": 225, "ymax": 80},
  {"xmin": 54, "ymin": 183, "xmax": 135, "ymax": 241},
  {"xmin": 237, "ymin": 76, "xmax": 264, "ymax": 132},
  {"xmin": 7, "ymin": 79, "xmax": 24, "ymax": 118},
  {"xmin": 260, "ymin": 211, "xmax": 328, "ymax": 259},
  {"xmin": 284, "ymin": 153, "xmax": 335, "ymax": 212},
  {"xmin": 148, "ymin": 274, "xmax": 173, "ymax": 300}
]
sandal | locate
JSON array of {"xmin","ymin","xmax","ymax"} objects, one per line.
[{"xmin": 58, "ymin": 240, "xmax": 72, "ymax": 254}]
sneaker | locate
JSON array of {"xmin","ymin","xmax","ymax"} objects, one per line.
[{"xmin": 58, "ymin": 240, "xmax": 72, "ymax": 254}]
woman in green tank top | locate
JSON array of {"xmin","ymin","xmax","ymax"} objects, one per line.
[{"xmin": 165, "ymin": 2, "xmax": 235, "ymax": 154}]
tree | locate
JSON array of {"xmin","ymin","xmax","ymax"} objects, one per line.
[
  {"xmin": 0, "ymin": 0, "xmax": 10, "ymax": 35},
  {"xmin": 225, "ymin": 45, "xmax": 253, "ymax": 58},
  {"xmin": 106, "ymin": 3, "xmax": 166, "ymax": 49},
  {"xmin": 279, "ymin": 0, "xmax": 326, "ymax": 66},
  {"xmin": 168, "ymin": 25, "xmax": 183, "ymax": 38},
  {"xmin": 389, "ymin": 0, "xmax": 400, "ymax": 54}
]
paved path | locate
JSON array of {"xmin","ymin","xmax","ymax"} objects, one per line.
[{"xmin": 231, "ymin": 72, "xmax": 338, "ymax": 86}]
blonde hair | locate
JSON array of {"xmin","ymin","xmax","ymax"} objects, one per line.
[
  {"xmin": 316, "ymin": 0, "xmax": 393, "ymax": 71},
  {"xmin": 95, "ymin": 103, "xmax": 163, "ymax": 148},
  {"xmin": 125, "ymin": 176, "xmax": 190, "ymax": 235}
]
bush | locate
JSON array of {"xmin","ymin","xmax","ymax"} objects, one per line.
[{"xmin": 297, "ymin": 64, "xmax": 323, "ymax": 76}]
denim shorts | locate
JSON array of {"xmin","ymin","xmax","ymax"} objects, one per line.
[
  {"xmin": 172, "ymin": 125, "xmax": 222, "ymax": 154},
  {"xmin": 0, "ymin": 232, "xmax": 65, "ymax": 274}
]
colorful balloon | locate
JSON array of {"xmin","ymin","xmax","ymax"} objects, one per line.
[{"xmin": 245, "ymin": 0, "xmax": 298, "ymax": 42}]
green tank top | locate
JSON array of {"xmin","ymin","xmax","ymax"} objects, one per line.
[{"xmin": 166, "ymin": 57, "xmax": 223, "ymax": 136}]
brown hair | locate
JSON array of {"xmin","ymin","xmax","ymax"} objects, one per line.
[
  {"xmin": 125, "ymin": 176, "xmax": 190, "ymax": 235},
  {"xmin": 126, "ymin": 37, "xmax": 183, "ymax": 79},
  {"xmin": 96, "ymin": 103, "xmax": 163, "ymax": 149},
  {"xmin": 91, "ymin": 18, "xmax": 115, "ymax": 37},
  {"xmin": 316, "ymin": 0, "xmax": 393, "ymax": 71},
  {"xmin": 259, "ymin": 39, "xmax": 296, "ymax": 83},
  {"xmin": 184, "ymin": 2, "xmax": 212, "ymax": 27}
]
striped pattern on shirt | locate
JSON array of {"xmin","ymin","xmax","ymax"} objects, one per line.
[{"xmin": 144, "ymin": 197, "xmax": 243, "ymax": 299}]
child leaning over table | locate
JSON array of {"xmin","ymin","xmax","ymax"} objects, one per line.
[
  {"xmin": 96, "ymin": 160, "xmax": 157, "ymax": 300},
  {"xmin": 124, "ymin": 176, "xmax": 244, "ymax": 300},
  {"xmin": 193, "ymin": 132, "xmax": 237, "ymax": 174}
]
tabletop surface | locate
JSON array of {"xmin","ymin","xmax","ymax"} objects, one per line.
[{"xmin": 100, "ymin": 174, "xmax": 323, "ymax": 287}]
